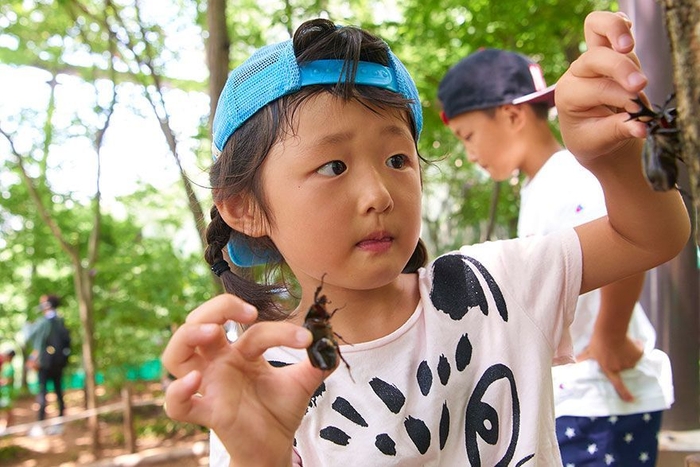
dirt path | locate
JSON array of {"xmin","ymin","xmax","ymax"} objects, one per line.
[{"xmin": 0, "ymin": 384, "xmax": 209, "ymax": 466}]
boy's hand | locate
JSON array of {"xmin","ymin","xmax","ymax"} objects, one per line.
[
  {"xmin": 577, "ymin": 334, "xmax": 643, "ymax": 403},
  {"xmin": 555, "ymin": 11, "xmax": 649, "ymax": 164},
  {"xmin": 26, "ymin": 352, "xmax": 39, "ymax": 371},
  {"xmin": 161, "ymin": 294, "xmax": 330, "ymax": 467}
]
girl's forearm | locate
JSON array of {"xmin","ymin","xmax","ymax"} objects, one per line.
[{"xmin": 574, "ymin": 139, "xmax": 690, "ymax": 293}]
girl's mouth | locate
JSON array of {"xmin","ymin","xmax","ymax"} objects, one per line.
[{"xmin": 357, "ymin": 233, "xmax": 393, "ymax": 252}]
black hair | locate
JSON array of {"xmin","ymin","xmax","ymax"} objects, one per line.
[
  {"xmin": 530, "ymin": 102, "xmax": 551, "ymax": 120},
  {"xmin": 481, "ymin": 101, "xmax": 550, "ymax": 120},
  {"xmin": 45, "ymin": 294, "xmax": 61, "ymax": 309},
  {"xmin": 205, "ymin": 18, "xmax": 427, "ymax": 322}
]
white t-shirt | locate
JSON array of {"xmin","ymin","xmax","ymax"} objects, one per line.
[
  {"xmin": 211, "ymin": 229, "xmax": 580, "ymax": 466},
  {"xmin": 518, "ymin": 150, "xmax": 674, "ymax": 417}
]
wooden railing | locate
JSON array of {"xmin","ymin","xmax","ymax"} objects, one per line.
[{"xmin": 1, "ymin": 387, "xmax": 160, "ymax": 454}]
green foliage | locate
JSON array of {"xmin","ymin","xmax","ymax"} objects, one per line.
[
  {"xmin": 0, "ymin": 0, "xmax": 619, "ymax": 387},
  {"xmin": 85, "ymin": 194, "xmax": 211, "ymax": 382},
  {"xmin": 0, "ymin": 1, "xmax": 215, "ymax": 388},
  {"xmin": 0, "ymin": 444, "xmax": 25, "ymax": 461},
  {"xmin": 388, "ymin": 0, "xmax": 614, "ymax": 250}
]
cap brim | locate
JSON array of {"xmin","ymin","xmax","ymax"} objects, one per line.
[{"xmin": 511, "ymin": 83, "xmax": 556, "ymax": 107}]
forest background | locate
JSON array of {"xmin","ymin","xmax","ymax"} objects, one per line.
[{"xmin": 0, "ymin": 0, "xmax": 660, "ymax": 450}]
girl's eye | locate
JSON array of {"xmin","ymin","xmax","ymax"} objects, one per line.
[
  {"xmin": 317, "ymin": 160, "xmax": 347, "ymax": 177},
  {"xmin": 386, "ymin": 154, "xmax": 408, "ymax": 169}
]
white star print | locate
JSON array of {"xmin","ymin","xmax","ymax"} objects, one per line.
[
  {"xmin": 640, "ymin": 452, "xmax": 650, "ymax": 462},
  {"xmin": 608, "ymin": 415, "xmax": 618, "ymax": 424},
  {"xmin": 605, "ymin": 453, "xmax": 615, "ymax": 465},
  {"xmin": 624, "ymin": 432, "xmax": 634, "ymax": 443},
  {"xmin": 643, "ymin": 413, "xmax": 652, "ymax": 422},
  {"xmin": 565, "ymin": 427, "xmax": 576, "ymax": 438},
  {"xmin": 588, "ymin": 443, "xmax": 598, "ymax": 455}
]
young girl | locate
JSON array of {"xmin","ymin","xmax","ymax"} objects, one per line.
[{"xmin": 162, "ymin": 12, "xmax": 690, "ymax": 466}]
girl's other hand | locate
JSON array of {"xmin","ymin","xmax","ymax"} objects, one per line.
[
  {"xmin": 161, "ymin": 294, "xmax": 329, "ymax": 466},
  {"xmin": 555, "ymin": 11, "xmax": 648, "ymax": 165}
]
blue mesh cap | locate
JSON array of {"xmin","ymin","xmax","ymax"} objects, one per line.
[{"xmin": 211, "ymin": 38, "xmax": 423, "ymax": 158}]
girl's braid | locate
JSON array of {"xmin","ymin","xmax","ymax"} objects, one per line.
[
  {"xmin": 204, "ymin": 205, "xmax": 231, "ymax": 268},
  {"xmin": 204, "ymin": 205, "xmax": 287, "ymax": 322}
]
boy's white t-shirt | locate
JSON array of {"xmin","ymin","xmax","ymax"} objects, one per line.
[
  {"xmin": 211, "ymin": 229, "xmax": 581, "ymax": 466},
  {"xmin": 518, "ymin": 150, "xmax": 673, "ymax": 418}
]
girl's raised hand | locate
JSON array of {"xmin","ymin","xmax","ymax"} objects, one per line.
[
  {"xmin": 555, "ymin": 11, "xmax": 649, "ymax": 164},
  {"xmin": 161, "ymin": 294, "xmax": 329, "ymax": 466}
]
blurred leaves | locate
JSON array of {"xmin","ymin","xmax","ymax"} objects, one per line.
[{"xmin": 0, "ymin": 0, "xmax": 614, "ymax": 383}]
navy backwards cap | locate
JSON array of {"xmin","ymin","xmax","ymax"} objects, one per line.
[
  {"xmin": 437, "ymin": 48, "xmax": 555, "ymax": 123},
  {"xmin": 211, "ymin": 36, "xmax": 423, "ymax": 267}
]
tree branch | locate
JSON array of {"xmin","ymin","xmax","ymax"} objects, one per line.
[{"xmin": 0, "ymin": 123, "xmax": 78, "ymax": 262}]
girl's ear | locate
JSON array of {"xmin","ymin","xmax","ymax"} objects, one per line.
[{"xmin": 216, "ymin": 195, "xmax": 268, "ymax": 238}]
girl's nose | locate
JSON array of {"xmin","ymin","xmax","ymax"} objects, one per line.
[{"xmin": 358, "ymin": 170, "xmax": 394, "ymax": 214}]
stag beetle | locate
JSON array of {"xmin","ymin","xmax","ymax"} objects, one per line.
[
  {"xmin": 303, "ymin": 275, "xmax": 354, "ymax": 381},
  {"xmin": 627, "ymin": 94, "xmax": 683, "ymax": 191}
]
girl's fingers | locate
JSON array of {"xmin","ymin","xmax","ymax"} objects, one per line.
[
  {"xmin": 186, "ymin": 293, "xmax": 258, "ymax": 326},
  {"xmin": 163, "ymin": 318, "xmax": 313, "ymax": 381},
  {"xmin": 284, "ymin": 356, "xmax": 336, "ymax": 397},
  {"xmin": 558, "ymin": 75, "xmax": 648, "ymax": 134},
  {"xmin": 584, "ymin": 11, "xmax": 634, "ymax": 52},
  {"xmin": 595, "ymin": 114, "xmax": 643, "ymax": 149},
  {"xmin": 564, "ymin": 112, "xmax": 646, "ymax": 158},
  {"xmin": 161, "ymin": 322, "xmax": 229, "ymax": 377},
  {"xmin": 162, "ymin": 294, "xmax": 259, "ymax": 376},
  {"xmin": 236, "ymin": 321, "xmax": 312, "ymax": 361},
  {"xmin": 626, "ymin": 50, "xmax": 642, "ymax": 69},
  {"xmin": 559, "ymin": 74, "xmax": 634, "ymax": 114},
  {"xmin": 568, "ymin": 46, "xmax": 647, "ymax": 95},
  {"xmin": 163, "ymin": 370, "xmax": 208, "ymax": 424}
]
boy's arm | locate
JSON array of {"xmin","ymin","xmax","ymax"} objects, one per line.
[
  {"xmin": 556, "ymin": 11, "xmax": 691, "ymax": 293},
  {"xmin": 578, "ymin": 272, "xmax": 645, "ymax": 401},
  {"xmin": 27, "ymin": 319, "xmax": 50, "ymax": 353}
]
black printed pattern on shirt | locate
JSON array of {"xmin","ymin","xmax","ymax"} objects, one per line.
[{"xmin": 295, "ymin": 254, "xmax": 535, "ymax": 464}]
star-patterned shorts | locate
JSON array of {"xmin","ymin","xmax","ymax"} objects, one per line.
[{"xmin": 556, "ymin": 411, "xmax": 662, "ymax": 466}]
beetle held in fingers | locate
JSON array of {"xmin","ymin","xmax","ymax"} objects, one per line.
[
  {"xmin": 303, "ymin": 275, "xmax": 354, "ymax": 381},
  {"xmin": 627, "ymin": 94, "xmax": 683, "ymax": 192}
]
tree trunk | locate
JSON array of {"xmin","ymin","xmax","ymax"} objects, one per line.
[
  {"xmin": 622, "ymin": 0, "xmax": 700, "ymax": 431},
  {"xmin": 205, "ymin": 0, "xmax": 244, "ymax": 284},
  {"xmin": 74, "ymin": 264, "xmax": 100, "ymax": 453},
  {"xmin": 659, "ymin": 0, "xmax": 700, "ymax": 432},
  {"xmin": 3, "ymin": 67, "xmax": 111, "ymax": 454},
  {"xmin": 206, "ymin": 0, "xmax": 230, "ymax": 129},
  {"xmin": 661, "ymin": 0, "xmax": 700, "ymax": 242}
]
